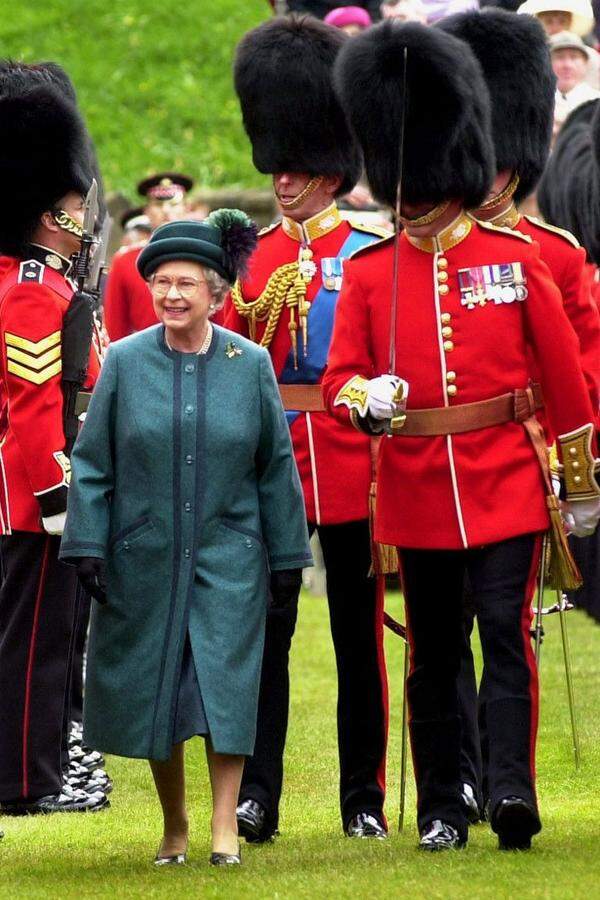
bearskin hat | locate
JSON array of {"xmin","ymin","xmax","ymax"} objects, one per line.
[
  {"xmin": 333, "ymin": 21, "xmax": 494, "ymax": 210},
  {"xmin": 0, "ymin": 60, "xmax": 104, "ymax": 223},
  {"xmin": 234, "ymin": 16, "xmax": 362, "ymax": 196},
  {"xmin": 538, "ymin": 99, "xmax": 600, "ymax": 262},
  {"xmin": 439, "ymin": 9, "xmax": 555, "ymax": 202},
  {"xmin": 0, "ymin": 70, "xmax": 92, "ymax": 257}
]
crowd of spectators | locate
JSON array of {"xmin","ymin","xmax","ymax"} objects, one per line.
[{"xmin": 266, "ymin": 0, "xmax": 600, "ymax": 138}]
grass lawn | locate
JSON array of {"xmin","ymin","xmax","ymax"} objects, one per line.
[
  {"xmin": 0, "ymin": 0, "xmax": 271, "ymax": 195},
  {"xmin": 3, "ymin": 589, "xmax": 600, "ymax": 899}
]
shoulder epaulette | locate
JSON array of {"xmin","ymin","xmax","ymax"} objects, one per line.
[
  {"xmin": 475, "ymin": 218, "xmax": 532, "ymax": 243},
  {"xmin": 17, "ymin": 259, "xmax": 45, "ymax": 284},
  {"xmin": 348, "ymin": 233, "xmax": 394, "ymax": 260},
  {"xmin": 523, "ymin": 215, "xmax": 581, "ymax": 248},
  {"xmin": 349, "ymin": 220, "xmax": 393, "ymax": 239},
  {"xmin": 258, "ymin": 221, "xmax": 280, "ymax": 238}
]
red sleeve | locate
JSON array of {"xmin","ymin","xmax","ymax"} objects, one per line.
[
  {"xmin": 522, "ymin": 248, "xmax": 597, "ymax": 454},
  {"xmin": 559, "ymin": 247, "xmax": 600, "ymax": 425},
  {"xmin": 322, "ymin": 263, "xmax": 376, "ymax": 427},
  {"xmin": 103, "ymin": 252, "xmax": 131, "ymax": 342},
  {"xmin": 1, "ymin": 283, "xmax": 69, "ymax": 514}
]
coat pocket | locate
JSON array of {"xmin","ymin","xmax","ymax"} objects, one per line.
[
  {"xmin": 220, "ymin": 518, "xmax": 265, "ymax": 550},
  {"xmin": 109, "ymin": 516, "xmax": 155, "ymax": 554}
]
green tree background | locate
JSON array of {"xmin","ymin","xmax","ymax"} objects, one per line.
[{"xmin": 0, "ymin": 0, "xmax": 270, "ymax": 199}]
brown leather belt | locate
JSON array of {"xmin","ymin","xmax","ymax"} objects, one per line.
[
  {"xmin": 396, "ymin": 385, "xmax": 543, "ymax": 436},
  {"xmin": 279, "ymin": 384, "xmax": 325, "ymax": 413}
]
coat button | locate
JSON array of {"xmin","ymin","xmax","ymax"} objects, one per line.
[
  {"xmin": 569, "ymin": 447, "xmax": 578, "ymax": 456},
  {"xmin": 123, "ymin": 540, "xmax": 130, "ymax": 550},
  {"xmin": 443, "ymin": 340, "xmax": 454, "ymax": 352},
  {"xmin": 441, "ymin": 326, "xmax": 453, "ymax": 338},
  {"xmin": 440, "ymin": 312, "xmax": 451, "ymax": 324},
  {"xmin": 185, "ymin": 454, "xmax": 193, "ymax": 464},
  {"xmin": 438, "ymin": 284, "xmax": 450, "ymax": 296},
  {"xmin": 184, "ymin": 548, "xmax": 191, "ymax": 558},
  {"xmin": 437, "ymin": 257, "xmax": 448, "ymax": 269},
  {"xmin": 185, "ymin": 404, "xmax": 194, "ymax": 414},
  {"xmin": 446, "ymin": 371, "xmax": 456, "ymax": 383},
  {"xmin": 185, "ymin": 364, "xmax": 195, "ymax": 373},
  {"xmin": 184, "ymin": 502, "xmax": 192, "ymax": 511},
  {"xmin": 437, "ymin": 271, "xmax": 449, "ymax": 283},
  {"xmin": 244, "ymin": 539, "xmax": 252, "ymax": 548},
  {"xmin": 447, "ymin": 384, "xmax": 458, "ymax": 397}
]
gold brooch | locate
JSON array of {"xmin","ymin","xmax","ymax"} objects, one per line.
[{"xmin": 225, "ymin": 341, "xmax": 243, "ymax": 359}]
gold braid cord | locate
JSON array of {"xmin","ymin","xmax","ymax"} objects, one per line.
[{"xmin": 231, "ymin": 261, "xmax": 311, "ymax": 369}]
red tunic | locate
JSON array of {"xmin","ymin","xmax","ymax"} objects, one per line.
[
  {"xmin": 517, "ymin": 215, "xmax": 600, "ymax": 429},
  {"xmin": 225, "ymin": 211, "xmax": 382, "ymax": 524},
  {"xmin": 0, "ymin": 256, "xmax": 101, "ymax": 533},
  {"xmin": 323, "ymin": 216, "xmax": 596, "ymax": 550},
  {"xmin": 103, "ymin": 245, "xmax": 157, "ymax": 341}
]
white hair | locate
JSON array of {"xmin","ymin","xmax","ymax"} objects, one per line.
[{"xmin": 203, "ymin": 266, "xmax": 230, "ymax": 313}]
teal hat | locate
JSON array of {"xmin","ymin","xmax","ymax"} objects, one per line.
[{"xmin": 137, "ymin": 209, "xmax": 258, "ymax": 284}]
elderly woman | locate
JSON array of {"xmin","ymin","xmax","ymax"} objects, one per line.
[{"xmin": 60, "ymin": 211, "xmax": 312, "ymax": 866}]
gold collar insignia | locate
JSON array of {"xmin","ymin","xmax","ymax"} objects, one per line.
[
  {"xmin": 405, "ymin": 211, "xmax": 472, "ymax": 254},
  {"xmin": 281, "ymin": 203, "xmax": 341, "ymax": 244}
]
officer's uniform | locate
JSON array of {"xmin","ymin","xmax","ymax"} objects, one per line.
[
  {"xmin": 0, "ymin": 247, "xmax": 101, "ymax": 802},
  {"xmin": 229, "ymin": 15, "xmax": 390, "ymax": 835},
  {"xmin": 327, "ymin": 19, "xmax": 600, "ymax": 848},
  {"xmin": 226, "ymin": 204, "xmax": 390, "ymax": 832},
  {"xmin": 103, "ymin": 173, "xmax": 193, "ymax": 341}
]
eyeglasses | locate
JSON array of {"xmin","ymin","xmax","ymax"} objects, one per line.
[{"xmin": 149, "ymin": 275, "xmax": 206, "ymax": 299}]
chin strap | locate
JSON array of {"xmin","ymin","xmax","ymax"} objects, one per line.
[
  {"xmin": 479, "ymin": 172, "xmax": 520, "ymax": 212},
  {"xmin": 53, "ymin": 209, "xmax": 84, "ymax": 239},
  {"xmin": 399, "ymin": 200, "xmax": 450, "ymax": 228},
  {"xmin": 276, "ymin": 176, "xmax": 324, "ymax": 211}
]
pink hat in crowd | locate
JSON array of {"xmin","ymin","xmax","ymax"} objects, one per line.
[{"xmin": 324, "ymin": 6, "xmax": 373, "ymax": 28}]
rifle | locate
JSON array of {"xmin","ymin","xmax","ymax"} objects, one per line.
[{"xmin": 62, "ymin": 180, "xmax": 110, "ymax": 455}]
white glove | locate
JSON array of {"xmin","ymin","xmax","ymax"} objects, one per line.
[
  {"xmin": 42, "ymin": 512, "xmax": 67, "ymax": 536},
  {"xmin": 562, "ymin": 498, "xmax": 600, "ymax": 538},
  {"xmin": 366, "ymin": 375, "xmax": 409, "ymax": 421}
]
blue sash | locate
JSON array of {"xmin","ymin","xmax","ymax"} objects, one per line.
[{"xmin": 281, "ymin": 228, "xmax": 381, "ymax": 426}]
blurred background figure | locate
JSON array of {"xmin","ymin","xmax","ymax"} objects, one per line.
[
  {"xmin": 551, "ymin": 31, "xmax": 600, "ymax": 132},
  {"xmin": 380, "ymin": 0, "xmax": 427, "ymax": 19},
  {"xmin": 285, "ymin": 0, "xmax": 382, "ymax": 18},
  {"xmin": 119, "ymin": 206, "xmax": 152, "ymax": 249},
  {"xmin": 103, "ymin": 171, "xmax": 194, "ymax": 341},
  {"xmin": 324, "ymin": 5, "xmax": 373, "ymax": 30},
  {"xmin": 518, "ymin": 0, "xmax": 594, "ymax": 35}
]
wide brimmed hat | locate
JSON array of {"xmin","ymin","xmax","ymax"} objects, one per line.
[
  {"xmin": 439, "ymin": 9, "xmax": 555, "ymax": 201},
  {"xmin": 518, "ymin": 0, "xmax": 594, "ymax": 36},
  {"xmin": 137, "ymin": 209, "xmax": 258, "ymax": 284},
  {"xmin": 334, "ymin": 20, "xmax": 495, "ymax": 209},
  {"xmin": 0, "ymin": 67, "xmax": 93, "ymax": 258},
  {"xmin": 234, "ymin": 15, "xmax": 362, "ymax": 196}
]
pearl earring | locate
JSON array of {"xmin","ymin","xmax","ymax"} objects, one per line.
[{"xmin": 209, "ymin": 303, "xmax": 216, "ymax": 310}]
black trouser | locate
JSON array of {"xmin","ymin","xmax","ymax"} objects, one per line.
[
  {"xmin": 399, "ymin": 533, "xmax": 541, "ymax": 841},
  {"xmin": 0, "ymin": 532, "xmax": 78, "ymax": 802},
  {"xmin": 456, "ymin": 583, "xmax": 486, "ymax": 811},
  {"xmin": 240, "ymin": 519, "xmax": 388, "ymax": 832}
]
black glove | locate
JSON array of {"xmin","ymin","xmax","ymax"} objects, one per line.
[
  {"xmin": 269, "ymin": 568, "xmax": 303, "ymax": 610},
  {"xmin": 76, "ymin": 557, "xmax": 107, "ymax": 605}
]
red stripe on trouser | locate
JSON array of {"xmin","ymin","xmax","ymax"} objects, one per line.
[
  {"xmin": 375, "ymin": 575, "xmax": 389, "ymax": 823},
  {"xmin": 521, "ymin": 534, "xmax": 543, "ymax": 791},
  {"xmin": 21, "ymin": 537, "xmax": 51, "ymax": 798},
  {"xmin": 396, "ymin": 555, "xmax": 421, "ymax": 797}
]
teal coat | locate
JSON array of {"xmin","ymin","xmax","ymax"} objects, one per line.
[{"xmin": 60, "ymin": 325, "xmax": 312, "ymax": 760}]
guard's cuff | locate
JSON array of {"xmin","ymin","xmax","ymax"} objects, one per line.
[
  {"xmin": 349, "ymin": 408, "xmax": 385, "ymax": 436},
  {"xmin": 557, "ymin": 424, "xmax": 600, "ymax": 501},
  {"xmin": 36, "ymin": 485, "xmax": 68, "ymax": 518}
]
